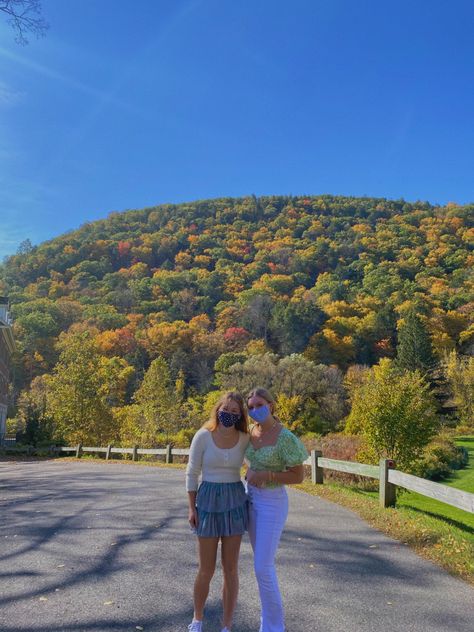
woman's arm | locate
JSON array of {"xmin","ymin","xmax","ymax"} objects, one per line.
[
  {"xmin": 273, "ymin": 465, "xmax": 304, "ymax": 484},
  {"xmin": 186, "ymin": 430, "xmax": 206, "ymax": 528},
  {"xmin": 188, "ymin": 491, "xmax": 198, "ymax": 528},
  {"xmin": 246, "ymin": 464, "xmax": 304, "ymax": 487},
  {"xmin": 186, "ymin": 429, "xmax": 206, "ymax": 492}
]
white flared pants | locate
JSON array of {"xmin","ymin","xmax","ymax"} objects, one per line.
[{"xmin": 248, "ymin": 485, "xmax": 289, "ymax": 632}]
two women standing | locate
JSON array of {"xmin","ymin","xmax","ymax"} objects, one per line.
[{"xmin": 186, "ymin": 388, "xmax": 308, "ymax": 632}]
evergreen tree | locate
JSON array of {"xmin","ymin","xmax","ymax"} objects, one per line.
[
  {"xmin": 396, "ymin": 309, "xmax": 436, "ymax": 373},
  {"xmin": 134, "ymin": 358, "xmax": 186, "ymax": 443}
]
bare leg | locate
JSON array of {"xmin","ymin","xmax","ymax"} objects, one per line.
[
  {"xmin": 193, "ymin": 536, "xmax": 219, "ymax": 621},
  {"xmin": 221, "ymin": 534, "xmax": 242, "ymax": 630}
]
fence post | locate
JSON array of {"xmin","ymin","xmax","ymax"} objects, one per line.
[
  {"xmin": 166, "ymin": 444, "xmax": 173, "ymax": 464},
  {"xmin": 106, "ymin": 444, "xmax": 112, "ymax": 460},
  {"xmin": 379, "ymin": 458, "xmax": 396, "ymax": 508},
  {"xmin": 132, "ymin": 445, "xmax": 138, "ymax": 462},
  {"xmin": 75, "ymin": 443, "xmax": 83, "ymax": 458},
  {"xmin": 311, "ymin": 450, "xmax": 323, "ymax": 484}
]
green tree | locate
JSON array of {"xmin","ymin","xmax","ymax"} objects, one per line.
[
  {"xmin": 396, "ymin": 309, "xmax": 436, "ymax": 373},
  {"xmin": 218, "ymin": 352, "xmax": 278, "ymax": 394},
  {"xmin": 217, "ymin": 352, "xmax": 346, "ymax": 433},
  {"xmin": 345, "ymin": 358, "xmax": 438, "ymax": 470},
  {"xmin": 16, "ymin": 375, "xmax": 54, "ymax": 445},
  {"xmin": 270, "ymin": 300, "xmax": 324, "ymax": 355},
  {"xmin": 214, "ymin": 352, "xmax": 247, "ymax": 388},
  {"xmin": 46, "ymin": 332, "xmax": 117, "ymax": 444},
  {"xmin": 134, "ymin": 358, "xmax": 186, "ymax": 443}
]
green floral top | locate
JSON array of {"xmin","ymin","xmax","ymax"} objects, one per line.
[{"xmin": 245, "ymin": 427, "xmax": 309, "ymax": 487}]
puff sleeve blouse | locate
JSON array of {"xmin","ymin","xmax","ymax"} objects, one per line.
[{"xmin": 245, "ymin": 427, "xmax": 308, "ymax": 487}]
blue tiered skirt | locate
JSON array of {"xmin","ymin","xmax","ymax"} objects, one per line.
[{"xmin": 195, "ymin": 481, "xmax": 249, "ymax": 538}]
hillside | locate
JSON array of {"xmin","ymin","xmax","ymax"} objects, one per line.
[{"xmin": 1, "ymin": 194, "xmax": 473, "ymax": 405}]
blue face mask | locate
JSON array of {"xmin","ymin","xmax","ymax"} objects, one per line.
[
  {"xmin": 218, "ymin": 410, "xmax": 241, "ymax": 428},
  {"xmin": 248, "ymin": 405, "xmax": 271, "ymax": 423}
]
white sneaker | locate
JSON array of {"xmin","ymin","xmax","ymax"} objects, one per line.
[{"xmin": 188, "ymin": 621, "xmax": 203, "ymax": 632}]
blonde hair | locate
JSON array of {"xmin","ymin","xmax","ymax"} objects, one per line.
[
  {"xmin": 247, "ymin": 387, "xmax": 276, "ymax": 413},
  {"xmin": 203, "ymin": 391, "xmax": 249, "ymax": 433}
]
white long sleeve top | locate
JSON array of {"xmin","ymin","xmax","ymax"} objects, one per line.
[{"xmin": 186, "ymin": 428, "xmax": 250, "ymax": 492}]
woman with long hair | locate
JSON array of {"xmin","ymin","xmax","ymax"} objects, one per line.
[
  {"xmin": 245, "ymin": 387, "xmax": 309, "ymax": 632},
  {"xmin": 186, "ymin": 391, "xmax": 249, "ymax": 632}
]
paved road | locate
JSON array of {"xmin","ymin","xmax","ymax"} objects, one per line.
[{"xmin": 0, "ymin": 460, "xmax": 473, "ymax": 632}]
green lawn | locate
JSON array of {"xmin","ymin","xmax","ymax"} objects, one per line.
[
  {"xmin": 390, "ymin": 436, "xmax": 474, "ymax": 538},
  {"xmin": 444, "ymin": 437, "xmax": 474, "ymax": 492},
  {"xmin": 297, "ymin": 437, "xmax": 474, "ymax": 582}
]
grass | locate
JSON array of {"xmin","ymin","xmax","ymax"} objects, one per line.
[
  {"xmin": 296, "ymin": 435, "xmax": 474, "ymax": 584},
  {"xmin": 439, "ymin": 436, "xmax": 474, "ymax": 492},
  {"xmin": 393, "ymin": 436, "xmax": 474, "ymax": 536}
]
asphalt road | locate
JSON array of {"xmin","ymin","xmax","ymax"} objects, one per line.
[{"xmin": 0, "ymin": 460, "xmax": 473, "ymax": 632}]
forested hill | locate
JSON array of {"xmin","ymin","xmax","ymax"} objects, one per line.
[{"xmin": 1, "ymin": 194, "xmax": 473, "ymax": 400}]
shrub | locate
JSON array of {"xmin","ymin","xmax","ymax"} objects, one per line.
[
  {"xmin": 345, "ymin": 358, "xmax": 438, "ymax": 470},
  {"xmin": 170, "ymin": 428, "xmax": 196, "ymax": 447},
  {"xmin": 301, "ymin": 432, "xmax": 375, "ymax": 488},
  {"xmin": 414, "ymin": 433, "xmax": 469, "ymax": 480}
]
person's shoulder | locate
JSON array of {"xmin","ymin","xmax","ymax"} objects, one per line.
[
  {"xmin": 278, "ymin": 427, "xmax": 296, "ymax": 441},
  {"xmin": 278, "ymin": 427, "xmax": 307, "ymax": 450},
  {"xmin": 191, "ymin": 427, "xmax": 211, "ymax": 444}
]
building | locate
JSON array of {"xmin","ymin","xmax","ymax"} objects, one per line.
[{"xmin": 0, "ymin": 297, "xmax": 15, "ymax": 444}]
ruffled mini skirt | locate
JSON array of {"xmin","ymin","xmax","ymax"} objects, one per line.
[{"xmin": 195, "ymin": 480, "xmax": 249, "ymax": 538}]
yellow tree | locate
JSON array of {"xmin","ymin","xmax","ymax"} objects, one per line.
[
  {"xmin": 345, "ymin": 359, "xmax": 438, "ymax": 470},
  {"xmin": 443, "ymin": 351, "xmax": 474, "ymax": 428},
  {"xmin": 46, "ymin": 332, "xmax": 118, "ymax": 444}
]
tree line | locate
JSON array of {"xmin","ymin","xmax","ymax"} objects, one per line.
[{"xmin": 1, "ymin": 195, "xmax": 472, "ymax": 477}]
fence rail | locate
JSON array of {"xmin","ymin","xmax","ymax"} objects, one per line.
[
  {"xmin": 306, "ymin": 451, "xmax": 473, "ymax": 514},
  {"xmin": 316, "ymin": 457, "xmax": 380, "ymax": 479},
  {"xmin": 388, "ymin": 469, "xmax": 474, "ymax": 513},
  {"xmin": 2, "ymin": 443, "xmax": 472, "ymax": 515}
]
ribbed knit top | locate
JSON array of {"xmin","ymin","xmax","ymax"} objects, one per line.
[{"xmin": 186, "ymin": 428, "xmax": 250, "ymax": 492}]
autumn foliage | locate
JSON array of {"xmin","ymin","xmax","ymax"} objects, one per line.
[{"xmin": 1, "ymin": 195, "xmax": 472, "ymax": 453}]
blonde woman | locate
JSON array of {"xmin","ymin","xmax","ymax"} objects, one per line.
[
  {"xmin": 186, "ymin": 392, "xmax": 249, "ymax": 632},
  {"xmin": 245, "ymin": 387, "xmax": 308, "ymax": 632}
]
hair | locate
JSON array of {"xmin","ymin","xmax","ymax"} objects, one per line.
[
  {"xmin": 247, "ymin": 387, "xmax": 276, "ymax": 413},
  {"xmin": 203, "ymin": 391, "xmax": 249, "ymax": 433}
]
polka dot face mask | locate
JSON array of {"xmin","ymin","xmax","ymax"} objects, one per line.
[{"xmin": 217, "ymin": 410, "xmax": 241, "ymax": 427}]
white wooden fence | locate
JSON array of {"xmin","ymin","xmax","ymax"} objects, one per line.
[{"xmin": 2, "ymin": 443, "xmax": 473, "ymax": 514}]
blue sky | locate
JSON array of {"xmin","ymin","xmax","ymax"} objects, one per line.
[{"xmin": 1, "ymin": 0, "xmax": 473, "ymax": 259}]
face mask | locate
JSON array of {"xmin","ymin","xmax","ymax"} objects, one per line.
[
  {"xmin": 248, "ymin": 405, "xmax": 271, "ymax": 423},
  {"xmin": 218, "ymin": 410, "xmax": 241, "ymax": 428}
]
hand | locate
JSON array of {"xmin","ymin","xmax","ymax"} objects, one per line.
[
  {"xmin": 188, "ymin": 507, "xmax": 198, "ymax": 529},
  {"xmin": 246, "ymin": 468, "xmax": 269, "ymax": 488}
]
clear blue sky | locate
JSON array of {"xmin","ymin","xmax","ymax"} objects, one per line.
[{"xmin": 1, "ymin": 0, "xmax": 473, "ymax": 259}]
